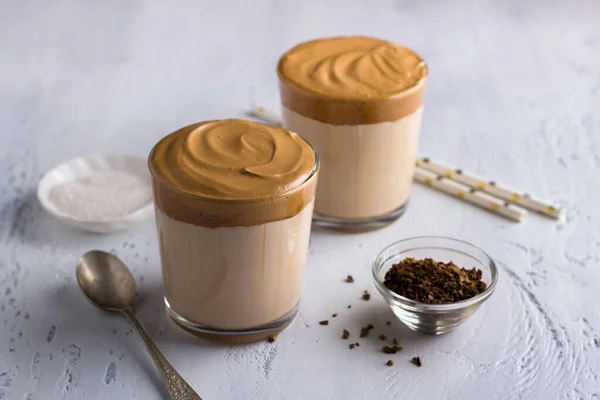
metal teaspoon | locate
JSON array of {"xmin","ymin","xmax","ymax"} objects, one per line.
[{"xmin": 76, "ymin": 250, "xmax": 202, "ymax": 400}]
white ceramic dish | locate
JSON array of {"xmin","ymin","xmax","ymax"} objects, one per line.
[{"xmin": 37, "ymin": 154, "xmax": 154, "ymax": 233}]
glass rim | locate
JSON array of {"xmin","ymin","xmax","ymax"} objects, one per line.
[
  {"xmin": 278, "ymin": 71, "xmax": 428, "ymax": 103},
  {"xmin": 148, "ymin": 129, "xmax": 319, "ymax": 205},
  {"xmin": 372, "ymin": 236, "xmax": 498, "ymax": 311},
  {"xmin": 277, "ymin": 36, "xmax": 429, "ymax": 101}
]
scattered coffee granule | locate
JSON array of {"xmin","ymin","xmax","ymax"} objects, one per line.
[
  {"xmin": 332, "ymin": 313, "xmax": 338, "ymax": 318},
  {"xmin": 355, "ymin": 342, "xmax": 360, "ymax": 347},
  {"xmin": 345, "ymin": 275, "xmax": 354, "ymax": 283},
  {"xmin": 393, "ymin": 338, "xmax": 399, "ymax": 346},
  {"xmin": 386, "ymin": 321, "xmax": 391, "ymax": 326},
  {"xmin": 347, "ymin": 305, "xmax": 352, "ymax": 309},
  {"xmin": 266, "ymin": 335, "xmax": 276, "ymax": 343},
  {"xmin": 411, "ymin": 357, "xmax": 423, "ymax": 367},
  {"xmin": 383, "ymin": 257, "xmax": 487, "ymax": 304},
  {"xmin": 361, "ymin": 291, "xmax": 371, "ymax": 301},
  {"xmin": 319, "ymin": 320, "xmax": 329, "ymax": 326},
  {"xmin": 367, "ymin": 324, "xmax": 374, "ymax": 330},
  {"xmin": 349, "ymin": 343, "xmax": 355, "ymax": 350},
  {"xmin": 382, "ymin": 345, "xmax": 403, "ymax": 354},
  {"xmin": 386, "ymin": 360, "xmax": 394, "ymax": 366},
  {"xmin": 342, "ymin": 329, "xmax": 350, "ymax": 340},
  {"xmin": 378, "ymin": 334, "xmax": 387, "ymax": 341},
  {"xmin": 360, "ymin": 327, "xmax": 370, "ymax": 338}
]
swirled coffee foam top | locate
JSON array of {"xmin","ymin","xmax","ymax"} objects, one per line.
[
  {"xmin": 150, "ymin": 119, "xmax": 315, "ymax": 201},
  {"xmin": 278, "ymin": 36, "xmax": 427, "ymax": 100}
]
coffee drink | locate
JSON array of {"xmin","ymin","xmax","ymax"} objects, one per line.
[
  {"xmin": 278, "ymin": 36, "xmax": 427, "ymax": 229},
  {"xmin": 149, "ymin": 119, "xmax": 319, "ymax": 343}
]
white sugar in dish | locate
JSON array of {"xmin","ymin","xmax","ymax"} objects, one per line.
[
  {"xmin": 37, "ymin": 155, "xmax": 154, "ymax": 233},
  {"xmin": 48, "ymin": 171, "xmax": 152, "ymax": 221}
]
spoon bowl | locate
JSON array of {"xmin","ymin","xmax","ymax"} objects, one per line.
[{"xmin": 77, "ymin": 250, "xmax": 136, "ymax": 310}]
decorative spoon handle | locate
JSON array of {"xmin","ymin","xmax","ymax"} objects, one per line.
[{"xmin": 122, "ymin": 309, "xmax": 202, "ymax": 400}]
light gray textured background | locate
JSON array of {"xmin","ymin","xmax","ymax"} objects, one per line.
[{"xmin": 1, "ymin": 0, "xmax": 599, "ymax": 399}]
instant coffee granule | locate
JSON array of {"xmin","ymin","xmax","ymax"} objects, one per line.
[
  {"xmin": 319, "ymin": 320, "xmax": 329, "ymax": 326},
  {"xmin": 411, "ymin": 357, "xmax": 423, "ymax": 367},
  {"xmin": 386, "ymin": 360, "xmax": 394, "ymax": 366},
  {"xmin": 345, "ymin": 275, "xmax": 354, "ymax": 283},
  {"xmin": 342, "ymin": 329, "xmax": 350, "ymax": 339},
  {"xmin": 266, "ymin": 335, "xmax": 276, "ymax": 343},
  {"xmin": 359, "ymin": 324, "xmax": 375, "ymax": 338},
  {"xmin": 382, "ymin": 345, "xmax": 403, "ymax": 354},
  {"xmin": 383, "ymin": 258, "xmax": 487, "ymax": 304}
]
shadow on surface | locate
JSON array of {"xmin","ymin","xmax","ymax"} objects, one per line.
[
  {"xmin": 46, "ymin": 280, "xmax": 172, "ymax": 396},
  {"xmin": 7, "ymin": 190, "xmax": 112, "ymax": 248}
]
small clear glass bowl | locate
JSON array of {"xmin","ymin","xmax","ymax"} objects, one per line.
[{"xmin": 372, "ymin": 236, "xmax": 498, "ymax": 335}]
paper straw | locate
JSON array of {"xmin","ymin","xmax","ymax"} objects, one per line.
[
  {"xmin": 415, "ymin": 158, "xmax": 565, "ymax": 220},
  {"xmin": 414, "ymin": 168, "xmax": 527, "ymax": 223},
  {"xmin": 249, "ymin": 106, "xmax": 282, "ymax": 126}
]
